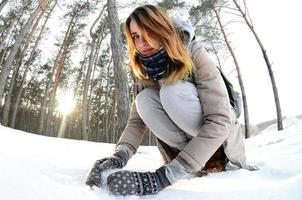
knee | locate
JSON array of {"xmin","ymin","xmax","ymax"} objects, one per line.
[
  {"xmin": 159, "ymin": 80, "xmax": 186, "ymax": 108},
  {"xmin": 135, "ymin": 87, "xmax": 158, "ymax": 117},
  {"xmin": 160, "ymin": 80, "xmax": 200, "ymax": 113}
]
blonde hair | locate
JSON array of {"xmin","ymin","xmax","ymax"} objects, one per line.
[{"xmin": 124, "ymin": 5, "xmax": 193, "ymax": 84}]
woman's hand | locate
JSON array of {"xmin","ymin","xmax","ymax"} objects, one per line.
[
  {"xmin": 86, "ymin": 151, "xmax": 128, "ymax": 187},
  {"xmin": 106, "ymin": 166, "xmax": 171, "ymax": 196}
]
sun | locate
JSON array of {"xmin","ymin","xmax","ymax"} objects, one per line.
[{"xmin": 56, "ymin": 89, "xmax": 76, "ymax": 115}]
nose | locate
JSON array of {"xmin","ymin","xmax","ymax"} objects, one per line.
[{"xmin": 137, "ymin": 36, "xmax": 148, "ymax": 49}]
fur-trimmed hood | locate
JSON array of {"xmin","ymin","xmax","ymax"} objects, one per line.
[{"xmin": 172, "ymin": 17, "xmax": 195, "ymax": 47}]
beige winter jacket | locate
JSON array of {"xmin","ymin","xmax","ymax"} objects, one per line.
[{"xmin": 117, "ymin": 39, "xmax": 250, "ymax": 173}]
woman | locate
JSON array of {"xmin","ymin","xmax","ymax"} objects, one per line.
[{"xmin": 86, "ymin": 4, "xmax": 254, "ymax": 196}]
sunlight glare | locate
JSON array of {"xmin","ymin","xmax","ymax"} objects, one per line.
[{"xmin": 56, "ymin": 89, "xmax": 76, "ymax": 115}]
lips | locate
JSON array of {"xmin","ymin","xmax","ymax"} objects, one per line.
[{"xmin": 142, "ymin": 48, "xmax": 154, "ymax": 55}]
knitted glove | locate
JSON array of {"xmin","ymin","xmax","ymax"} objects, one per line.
[
  {"xmin": 107, "ymin": 166, "xmax": 171, "ymax": 196},
  {"xmin": 86, "ymin": 150, "xmax": 128, "ymax": 187}
]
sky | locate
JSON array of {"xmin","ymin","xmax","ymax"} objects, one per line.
[
  {"xmin": 223, "ymin": 0, "xmax": 302, "ymax": 124},
  {"xmin": 1, "ymin": 116, "xmax": 302, "ymax": 200}
]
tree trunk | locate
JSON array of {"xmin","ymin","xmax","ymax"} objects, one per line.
[
  {"xmin": 0, "ymin": 1, "xmax": 47, "ymax": 109},
  {"xmin": 0, "ymin": 0, "xmax": 8, "ymax": 13},
  {"xmin": 2, "ymin": 41, "xmax": 31, "ymax": 126},
  {"xmin": 38, "ymin": 65, "xmax": 55, "ymax": 135},
  {"xmin": 82, "ymin": 41, "xmax": 96, "ymax": 140},
  {"xmin": 103, "ymin": 61, "xmax": 112, "ymax": 142},
  {"xmin": 57, "ymin": 114, "xmax": 68, "ymax": 138},
  {"xmin": 81, "ymin": 5, "xmax": 106, "ymax": 140},
  {"xmin": 231, "ymin": 0, "xmax": 283, "ymax": 130},
  {"xmin": 107, "ymin": 0, "xmax": 130, "ymax": 137},
  {"xmin": 66, "ymin": 45, "xmax": 88, "ymax": 139},
  {"xmin": 20, "ymin": 103, "xmax": 26, "ymax": 130},
  {"xmin": 110, "ymin": 91, "xmax": 116, "ymax": 143},
  {"xmin": 0, "ymin": 8, "xmax": 25, "ymax": 67},
  {"xmin": 3, "ymin": 32, "xmax": 33, "ymax": 126},
  {"xmin": 213, "ymin": 8, "xmax": 250, "ymax": 138},
  {"xmin": 11, "ymin": 0, "xmax": 57, "ymax": 128},
  {"xmin": 45, "ymin": 11, "xmax": 77, "ymax": 136},
  {"xmin": 1, "ymin": 65, "xmax": 20, "ymax": 126}
]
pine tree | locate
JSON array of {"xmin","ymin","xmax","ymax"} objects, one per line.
[
  {"xmin": 107, "ymin": 0, "xmax": 130, "ymax": 141},
  {"xmin": 43, "ymin": 1, "xmax": 91, "ymax": 136},
  {"xmin": 11, "ymin": 0, "xmax": 58, "ymax": 128},
  {"xmin": 81, "ymin": 4, "xmax": 108, "ymax": 140},
  {"xmin": 0, "ymin": 0, "xmax": 50, "ymax": 116}
]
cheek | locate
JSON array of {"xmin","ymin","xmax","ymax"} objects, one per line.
[
  {"xmin": 133, "ymin": 38, "xmax": 142, "ymax": 49},
  {"xmin": 134, "ymin": 42, "xmax": 142, "ymax": 52},
  {"xmin": 150, "ymin": 38, "xmax": 161, "ymax": 49},
  {"xmin": 155, "ymin": 43, "xmax": 161, "ymax": 49}
]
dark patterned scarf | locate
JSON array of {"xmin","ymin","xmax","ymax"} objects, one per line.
[{"xmin": 137, "ymin": 47, "xmax": 169, "ymax": 81}]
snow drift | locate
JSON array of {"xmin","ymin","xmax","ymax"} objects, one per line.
[{"xmin": 0, "ymin": 118, "xmax": 302, "ymax": 200}]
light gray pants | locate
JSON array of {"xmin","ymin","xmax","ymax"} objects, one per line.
[{"xmin": 135, "ymin": 80, "xmax": 203, "ymax": 150}]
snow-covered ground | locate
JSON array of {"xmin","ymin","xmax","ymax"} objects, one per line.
[{"xmin": 1, "ymin": 118, "xmax": 302, "ymax": 200}]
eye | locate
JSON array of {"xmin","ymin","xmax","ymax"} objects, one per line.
[{"xmin": 132, "ymin": 35, "xmax": 139, "ymax": 40}]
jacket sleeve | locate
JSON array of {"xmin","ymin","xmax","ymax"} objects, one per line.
[
  {"xmin": 176, "ymin": 40, "xmax": 232, "ymax": 173},
  {"xmin": 117, "ymin": 100, "xmax": 148, "ymax": 152}
]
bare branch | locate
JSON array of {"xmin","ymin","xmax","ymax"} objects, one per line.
[
  {"xmin": 209, "ymin": 15, "xmax": 217, "ymax": 24},
  {"xmin": 116, "ymin": 1, "xmax": 136, "ymax": 10},
  {"xmin": 224, "ymin": 20, "xmax": 246, "ymax": 26},
  {"xmin": 243, "ymin": 0, "xmax": 247, "ymax": 14},
  {"xmin": 222, "ymin": 10, "xmax": 243, "ymax": 17},
  {"xmin": 226, "ymin": 68, "xmax": 237, "ymax": 77},
  {"xmin": 245, "ymin": 5, "xmax": 254, "ymax": 27},
  {"xmin": 90, "ymin": 4, "xmax": 107, "ymax": 39}
]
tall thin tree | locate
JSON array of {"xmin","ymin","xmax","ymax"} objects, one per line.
[
  {"xmin": 0, "ymin": 0, "xmax": 50, "ymax": 116},
  {"xmin": 11, "ymin": 0, "xmax": 58, "ymax": 128},
  {"xmin": 231, "ymin": 0, "xmax": 283, "ymax": 130},
  {"xmin": 0, "ymin": 0, "xmax": 9, "ymax": 13},
  {"xmin": 213, "ymin": 7, "xmax": 250, "ymax": 137},
  {"xmin": 107, "ymin": 0, "xmax": 130, "ymax": 139},
  {"xmin": 45, "ymin": 2, "xmax": 90, "ymax": 136},
  {"xmin": 82, "ymin": 4, "xmax": 107, "ymax": 140},
  {"xmin": 2, "ymin": 0, "xmax": 50, "ymax": 126},
  {"xmin": 190, "ymin": 0, "xmax": 251, "ymax": 137}
]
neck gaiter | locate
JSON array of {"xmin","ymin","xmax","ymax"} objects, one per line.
[{"xmin": 137, "ymin": 47, "xmax": 169, "ymax": 81}]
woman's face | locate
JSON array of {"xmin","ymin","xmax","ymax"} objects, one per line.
[{"xmin": 129, "ymin": 19, "xmax": 161, "ymax": 56}]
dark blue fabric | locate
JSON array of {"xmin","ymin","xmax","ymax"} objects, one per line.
[{"xmin": 137, "ymin": 47, "xmax": 169, "ymax": 81}]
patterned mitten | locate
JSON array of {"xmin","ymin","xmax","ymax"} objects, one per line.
[
  {"xmin": 107, "ymin": 166, "xmax": 171, "ymax": 196},
  {"xmin": 86, "ymin": 150, "xmax": 128, "ymax": 187}
]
